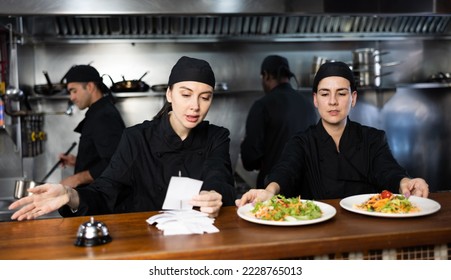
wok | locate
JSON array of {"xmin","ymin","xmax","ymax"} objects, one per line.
[
  {"xmin": 34, "ymin": 71, "xmax": 67, "ymax": 96},
  {"xmin": 108, "ymin": 71, "xmax": 150, "ymax": 93}
]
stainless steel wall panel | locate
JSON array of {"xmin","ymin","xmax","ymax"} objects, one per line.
[
  {"xmin": 0, "ymin": 130, "xmax": 22, "ymax": 180},
  {"xmin": 381, "ymin": 86, "xmax": 450, "ymax": 192}
]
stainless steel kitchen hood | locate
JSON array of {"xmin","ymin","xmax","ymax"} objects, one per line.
[
  {"xmin": 1, "ymin": 0, "xmax": 450, "ymax": 42},
  {"xmin": 1, "ymin": 0, "xmax": 450, "ymax": 16}
]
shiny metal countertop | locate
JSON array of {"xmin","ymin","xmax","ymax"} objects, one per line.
[{"xmin": 0, "ymin": 198, "xmax": 61, "ymax": 222}]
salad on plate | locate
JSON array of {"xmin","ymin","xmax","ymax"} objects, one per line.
[
  {"xmin": 251, "ymin": 194, "xmax": 323, "ymax": 221},
  {"xmin": 354, "ymin": 190, "xmax": 420, "ymax": 214}
]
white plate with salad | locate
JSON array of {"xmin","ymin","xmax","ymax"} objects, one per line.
[
  {"xmin": 237, "ymin": 195, "xmax": 336, "ymax": 226},
  {"xmin": 340, "ymin": 193, "xmax": 441, "ymax": 218}
]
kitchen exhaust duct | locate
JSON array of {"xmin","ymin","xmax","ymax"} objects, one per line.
[
  {"xmin": 22, "ymin": 14, "xmax": 450, "ymax": 43},
  {"xmin": 1, "ymin": 0, "xmax": 451, "ymax": 42}
]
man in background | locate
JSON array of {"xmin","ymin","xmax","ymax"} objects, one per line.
[
  {"xmin": 240, "ymin": 55, "xmax": 317, "ymax": 189},
  {"xmin": 59, "ymin": 65, "xmax": 125, "ymax": 188}
]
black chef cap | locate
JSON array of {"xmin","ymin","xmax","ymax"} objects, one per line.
[
  {"xmin": 261, "ymin": 55, "xmax": 294, "ymax": 79},
  {"xmin": 64, "ymin": 65, "xmax": 103, "ymax": 84},
  {"xmin": 312, "ymin": 61, "xmax": 356, "ymax": 93},
  {"xmin": 168, "ymin": 56, "xmax": 215, "ymax": 88}
]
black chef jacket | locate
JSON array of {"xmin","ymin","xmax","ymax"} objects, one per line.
[
  {"xmin": 266, "ymin": 118, "xmax": 409, "ymax": 199},
  {"xmin": 59, "ymin": 113, "xmax": 236, "ymax": 216},
  {"xmin": 73, "ymin": 96, "xmax": 125, "ymax": 184},
  {"xmin": 240, "ymin": 83, "xmax": 317, "ymax": 187}
]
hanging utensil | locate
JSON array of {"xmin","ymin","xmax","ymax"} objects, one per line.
[
  {"xmin": 14, "ymin": 142, "xmax": 77, "ymax": 199},
  {"xmin": 40, "ymin": 141, "xmax": 77, "ymax": 182},
  {"xmin": 4, "ymin": 23, "xmax": 24, "ymax": 102}
]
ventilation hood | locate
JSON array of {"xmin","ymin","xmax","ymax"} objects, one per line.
[{"xmin": 1, "ymin": 0, "xmax": 451, "ymax": 43}]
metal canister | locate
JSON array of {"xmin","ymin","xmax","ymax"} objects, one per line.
[{"xmin": 14, "ymin": 180, "xmax": 40, "ymax": 199}]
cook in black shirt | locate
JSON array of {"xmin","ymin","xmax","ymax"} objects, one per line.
[
  {"xmin": 240, "ymin": 55, "xmax": 317, "ymax": 188},
  {"xmin": 237, "ymin": 61, "xmax": 429, "ymax": 206},
  {"xmin": 59, "ymin": 65, "xmax": 125, "ymax": 188},
  {"xmin": 10, "ymin": 56, "xmax": 236, "ymax": 220}
]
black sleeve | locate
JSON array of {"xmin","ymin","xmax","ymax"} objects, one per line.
[
  {"xmin": 59, "ymin": 130, "xmax": 134, "ymax": 217},
  {"xmin": 201, "ymin": 127, "xmax": 236, "ymax": 206},
  {"xmin": 88, "ymin": 111, "xmax": 125, "ymax": 179},
  {"xmin": 240, "ymin": 100, "xmax": 265, "ymax": 171},
  {"xmin": 265, "ymin": 134, "xmax": 306, "ymax": 196},
  {"xmin": 369, "ymin": 130, "xmax": 409, "ymax": 193}
]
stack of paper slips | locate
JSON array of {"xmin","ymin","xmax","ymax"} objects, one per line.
[{"xmin": 146, "ymin": 210, "xmax": 220, "ymax": 236}]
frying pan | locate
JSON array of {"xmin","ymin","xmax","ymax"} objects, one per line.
[
  {"xmin": 108, "ymin": 71, "xmax": 150, "ymax": 92},
  {"xmin": 14, "ymin": 142, "xmax": 77, "ymax": 199},
  {"xmin": 34, "ymin": 71, "xmax": 67, "ymax": 96},
  {"xmin": 150, "ymin": 84, "xmax": 168, "ymax": 92}
]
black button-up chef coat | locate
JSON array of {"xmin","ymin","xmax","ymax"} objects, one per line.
[
  {"xmin": 240, "ymin": 83, "xmax": 317, "ymax": 187},
  {"xmin": 73, "ymin": 96, "xmax": 125, "ymax": 184},
  {"xmin": 60, "ymin": 113, "xmax": 236, "ymax": 216},
  {"xmin": 266, "ymin": 118, "xmax": 409, "ymax": 199}
]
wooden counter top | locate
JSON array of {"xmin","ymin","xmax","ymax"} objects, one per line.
[{"xmin": 0, "ymin": 192, "xmax": 450, "ymax": 260}]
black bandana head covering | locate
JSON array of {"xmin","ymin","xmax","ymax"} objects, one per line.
[
  {"xmin": 312, "ymin": 61, "xmax": 356, "ymax": 93},
  {"xmin": 168, "ymin": 56, "xmax": 215, "ymax": 88},
  {"xmin": 64, "ymin": 65, "xmax": 103, "ymax": 83},
  {"xmin": 260, "ymin": 55, "xmax": 294, "ymax": 78}
]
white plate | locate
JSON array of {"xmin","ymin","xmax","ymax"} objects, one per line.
[
  {"xmin": 237, "ymin": 200, "xmax": 336, "ymax": 226},
  {"xmin": 339, "ymin": 194, "xmax": 441, "ymax": 218}
]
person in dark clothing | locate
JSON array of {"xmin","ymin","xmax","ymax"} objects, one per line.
[
  {"xmin": 240, "ymin": 55, "xmax": 317, "ymax": 187},
  {"xmin": 236, "ymin": 61, "xmax": 429, "ymax": 206},
  {"xmin": 59, "ymin": 65, "xmax": 125, "ymax": 188},
  {"xmin": 10, "ymin": 56, "xmax": 236, "ymax": 220}
]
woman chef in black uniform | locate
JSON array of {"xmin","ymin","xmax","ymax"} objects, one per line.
[
  {"xmin": 10, "ymin": 56, "xmax": 236, "ymax": 220},
  {"xmin": 236, "ymin": 61, "xmax": 429, "ymax": 207}
]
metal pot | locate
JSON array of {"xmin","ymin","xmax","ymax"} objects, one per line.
[
  {"xmin": 353, "ymin": 69, "xmax": 393, "ymax": 88},
  {"xmin": 352, "ymin": 48, "xmax": 400, "ymax": 87},
  {"xmin": 352, "ymin": 48, "xmax": 384, "ymax": 65},
  {"xmin": 311, "ymin": 56, "xmax": 336, "ymax": 75},
  {"xmin": 14, "ymin": 180, "xmax": 43, "ymax": 199},
  {"xmin": 310, "ymin": 56, "xmax": 336, "ymax": 85},
  {"xmin": 4, "ymin": 86, "xmax": 25, "ymax": 101}
]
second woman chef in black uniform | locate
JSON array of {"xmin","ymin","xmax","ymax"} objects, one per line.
[
  {"xmin": 237, "ymin": 61, "xmax": 429, "ymax": 207},
  {"xmin": 10, "ymin": 56, "xmax": 236, "ymax": 219}
]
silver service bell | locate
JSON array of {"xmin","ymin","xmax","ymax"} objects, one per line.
[{"xmin": 74, "ymin": 216, "xmax": 112, "ymax": 247}]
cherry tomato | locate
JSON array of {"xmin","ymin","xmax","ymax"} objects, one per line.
[{"xmin": 381, "ymin": 190, "xmax": 393, "ymax": 199}]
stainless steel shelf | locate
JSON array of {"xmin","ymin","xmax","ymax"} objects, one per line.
[{"xmin": 397, "ymin": 82, "xmax": 451, "ymax": 89}]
